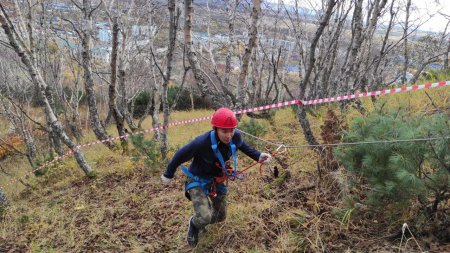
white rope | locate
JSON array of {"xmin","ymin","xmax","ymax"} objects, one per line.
[
  {"xmin": 237, "ymin": 128, "xmax": 450, "ymax": 149},
  {"xmin": 398, "ymin": 223, "xmax": 424, "ymax": 252},
  {"xmin": 237, "ymin": 128, "xmax": 283, "ymax": 147}
]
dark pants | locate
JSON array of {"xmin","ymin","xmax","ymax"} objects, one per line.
[{"xmin": 187, "ymin": 179, "xmax": 227, "ymax": 229}]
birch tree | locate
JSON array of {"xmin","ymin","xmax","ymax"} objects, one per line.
[
  {"xmin": 401, "ymin": 0, "xmax": 412, "ymax": 84},
  {"xmin": 235, "ymin": 0, "xmax": 261, "ymax": 111},
  {"xmin": 297, "ymin": 0, "xmax": 337, "ymax": 148},
  {"xmin": 0, "ymin": 62, "xmax": 37, "ymax": 170},
  {"xmin": 66, "ymin": 0, "xmax": 115, "ymax": 149},
  {"xmin": 0, "ymin": 2, "xmax": 93, "ymax": 175},
  {"xmin": 184, "ymin": 0, "xmax": 228, "ymax": 109},
  {"xmin": 160, "ymin": 0, "xmax": 179, "ymax": 161}
]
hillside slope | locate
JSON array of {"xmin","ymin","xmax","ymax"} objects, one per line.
[{"xmin": 0, "ymin": 86, "xmax": 449, "ymax": 252}]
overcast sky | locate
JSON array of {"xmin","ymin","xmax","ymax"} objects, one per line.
[
  {"xmin": 413, "ymin": 0, "xmax": 450, "ymax": 33},
  {"xmin": 273, "ymin": 0, "xmax": 450, "ymax": 33}
]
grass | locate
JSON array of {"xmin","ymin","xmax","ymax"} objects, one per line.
[
  {"xmin": 0, "ymin": 81, "xmax": 448, "ymax": 252},
  {"xmin": 0, "ymin": 117, "xmax": 10, "ymax": 134}
]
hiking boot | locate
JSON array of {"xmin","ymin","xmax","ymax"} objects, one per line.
[{"xmin": 187, "ymin": 216, "xmax": 199, "ymax": 247}]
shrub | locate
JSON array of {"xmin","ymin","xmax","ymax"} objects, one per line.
[
  {"xmin": 130, "ymin": 134, "xmax": 160, "ymax": 168},
  {"xmin": 132, "ymin": 88, "xmax": 212, "ymax": 118},
  {"xmin": 167, "ymin": 86, "xmax": 191, "ymax": 111},
  {"xmin": 33, "ymin": 152, "xmax": 58, "ymax": 176},
  {"xmin": 334, "ymin": 108, "xmax": 449, "ymax": 218},
  {"xmin": 238, "ymin": 118, "xmax": 268, "ymax": 148},
  {"xmin": 133, "ymin": 91, "xmax": 152, "ymax": 118},
  {"xmin": 168, "ymin": 86, "xmax": 212, "ymax": 111}
]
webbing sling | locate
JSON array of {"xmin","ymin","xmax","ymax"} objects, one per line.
[
  {"xmin": 210, "ymin": 131, "xmax": 237, "ymax": 177},
  {"xmin": 182, "ymin": 165, "xmax": 227, "ymax": 195},
  {"xmin": 182, "ymin": 131, "xmax": 237, "ymax": 197}
]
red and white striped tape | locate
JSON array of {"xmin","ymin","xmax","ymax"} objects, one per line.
[
  {"xmin": 1, "ymin": 150, "xmax": 74, "ymax": 189},
  {"xmin": 235, "ymin": 100, "xmax": 302, "ymax": 114},
  {"xmin": 0, "ymin": 118, "xmax": 214, "ymax": 190},
  {"xmin": 1, "ymin": 81, "xmax": 448, "ymax": 190},
  {"xmin": 302, "ymin": 81, "xmax": 450, "ymax": 105}
]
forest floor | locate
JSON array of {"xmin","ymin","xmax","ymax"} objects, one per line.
[{"xmin": 0, "ymin": 85, "xmax": 449, "ymax": 252}]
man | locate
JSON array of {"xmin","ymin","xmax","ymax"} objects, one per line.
[{"xmin": 160, "ymin": 107, "xmax": 272, "ymax": 247}]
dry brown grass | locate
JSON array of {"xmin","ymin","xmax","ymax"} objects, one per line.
[{"xmin": 0, "ymin": 85, "xmax": 448, "ymax": 252}]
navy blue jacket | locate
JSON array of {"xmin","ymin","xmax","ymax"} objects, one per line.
[{"xmin": 163, "ymin": 130, "xmax": 261, "ymax": 179}]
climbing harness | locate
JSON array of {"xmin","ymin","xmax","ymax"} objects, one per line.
[
  {"xmin": 210, "ymin": 131, "xmax": 238, "ymax": 178},
  {"xmin": 182, "ymin": 165, "xmax": 227, "ymax": 199},
  {"xmin": 183, "ymin": 131, "xmax": 287, "ymax": 199},
  {"xmin": 182, "ymin": 131, "xmax": 238, "ymax": 199}
]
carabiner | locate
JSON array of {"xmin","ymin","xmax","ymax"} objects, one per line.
[{"xmin": 275, "ymin": 144, "xmax": 287, "ymax": 154}]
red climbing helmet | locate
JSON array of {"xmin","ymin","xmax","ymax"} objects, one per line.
[{"xmin": 211, "ymin": 108, "xmax": 238, "ymax": 129}]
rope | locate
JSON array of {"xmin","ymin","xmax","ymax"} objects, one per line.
[
  {"xmin": 284, "ymin": 136, "xmax": 450, "ymax": 148},
  {"xmin": 236, "ymin": 144, "xmax": 287, "ymax": 176},
  {"xmin": 237, "ymin": 128, "xmax": 282, "ymax": 147},
  {"xmin": 237, "ymin": 129, "xmax": 450, "ymax": 149}
]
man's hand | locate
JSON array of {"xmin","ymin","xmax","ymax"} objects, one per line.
[
  {"xmin": 160, "ymin": 174, "xmax": 173, "ymax": 184},
  {"xmin": 258, "ymin": 153, "xmax": 272, "ymax": 164}
]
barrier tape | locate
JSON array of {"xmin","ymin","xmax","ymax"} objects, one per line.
[
  {"xmin": 1, "ymin": 80, "xmax": 448, "ymax": 190},
  {"xmin": 302, "ymin": 81, "xmax": 449, "ymax": 105},
  {"xmin": 235, "ymin": 100, "xmax": 302, "ymax": 114},
  {"xmin": 2, "ymin": 150, "xmax": 74, "ymax": 189},
  {"xmin": 0, "ymin": 119, "xmax": 212, "ymax": 190}
]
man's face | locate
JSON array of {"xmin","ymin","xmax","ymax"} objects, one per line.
[{"xmin": 216, "ymin": 128, "xmax": 235, "ymax": 144}]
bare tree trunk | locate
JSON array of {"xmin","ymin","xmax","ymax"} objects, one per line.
[
  {"xmin": 0, "ymin": 96, "xmax": 37, "ymax": 170},
  {"xmin": 118, "ymin": 61, "xmax": 137, "ymax": 132},
  {"xmin": 316, "ymin": 0, "xmax": 350, "ymax": 98},
  {"xmin": 148, "ymin": 30, "xmax": 161, "ymax": 140},
  {"xmin": 236, "ymin": 0, "xmax": 261, "ymax": 110},
  {"xmin": 117, "ymin": 25, "xmax": 138, "ymax": 133},
  {"xmin": 298, "ymin": 106, "xmax": 321, "ymax": 148},
  {"xmin": 23, "ymin": 131, "xmax": 37, "ymax": 169},
  {"xmin": 109, "ymin": 17, "xmax": 128, "ymax": 151},
  {"xmin": 152, "ymin": 81, "xmax": 161, "ymax": 140},
  {"xmin": 401, "ymin": 0, "xmax": 412, "ymax": 84},
  {"xmin": 357, "ymin": 0, "xmax": 387, "ymax": 91},
  {"xmin": 137, "ymin": 9, "xmax": 157, "ymax": 132},
  {"xmin": 224, "ymin": 0, "xmax": 238, "ymax": 105},
  {"xmin": 150, "ymin": 61, "xmax": 161, "ymax": 141},
  {"xmin": 297, "ymin": 0, "xmax": 336, "ymax": 149},
  {"xmin": 45, "ymin": 86, "xmax": 63, "ymax": 156},
  {"xmin": 124, "ymin": 109, "xmax": 137, "ymax": 132},
  {"xmin": 445, "ymin": 39, "xmax": 450, "ymax": 69},
  {"xmin": 137, "ymin": 83, "xmax": 154, "ymax": 128},
  {"xmin": 411, "ymin": 56, "xmax": 442, "ymax": 83},
  {"xmin": 62, "ymin": 52, "xmax": 84, "ymax": 142},
  {"xmin": 371, "ymin": 0, "xmax": 397, "ymax": 86},
  {"xmin": 0, "ymin": 7, "xmax": 93, "ymax": 175},
  {"xmin": 339, "ymin": 0, "xmax": 363, "ymax": 94},
  {"xmin": 255, "ymin": 46, "xmax": 265, "ymax": 104},
  {"xmin": 80, "ymin": 0, "xmax": 115, "ymax": 149},
  {"xmin": 250, "ymin": 49, "xmax": 259, "ymax": 105},
  {"xmin": 189, "ymin": 85, "xmax": 195, "ymax": 110},
  {"xmin": 72, "ymin": 96, "xmax": 82, "ymax": 140},
  {"xmin": 184, "ymin": 0, "xmax": 226, "ymax": 109},
  {"xmin": 301, "ymin": 0, "xmax": 337, "ymax": 98},
  {"xmin": 39, "ymin": 18, "xmax": 65, "ymax": 156},
  {"xmin": 160, "ymin": 0, "xmax": 179, "ymax": 161}
]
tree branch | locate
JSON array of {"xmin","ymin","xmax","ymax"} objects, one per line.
[
  {"xmin": 4, "ymin": 96, "xmax": 50, "ymax": 132},
  {"xmin": 0, "ymin": 136, "xmax": 25, "ymax": 155},
  {"xmin": 149, "ymin": 47, "xmax": 167, "ymax": 82}
]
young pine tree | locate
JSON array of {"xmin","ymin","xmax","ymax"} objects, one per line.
[{"xmin": 335, "ymin": 108, "xmax": 449, "ymax": 218}]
